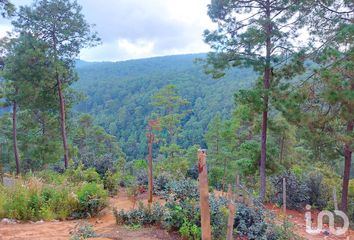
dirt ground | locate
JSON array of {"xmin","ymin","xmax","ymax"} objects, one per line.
[
  {"xmin": 0, "ymin": 189, "xmax": 179, "ymax": 240},
  {"xmin": 0, "ymin": 188, "xmax": 352, "ymax": 240},
  {"xmin": 265, "ymin": 203, "xmax": 353, "ymax": 240}
]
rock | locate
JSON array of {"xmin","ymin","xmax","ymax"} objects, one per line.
[
  {"xmin": 35, "ymin": 220, "xmax": 44, "ymax": 224},
  {"xmin": 1, "ymin": 218, "xmax": 17, "ymax": 224}
]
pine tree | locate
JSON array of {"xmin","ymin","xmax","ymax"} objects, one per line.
[
  {"xmin": 12, "ymin": 0, "xmax": 100, "ymax": 168},
  {"xmin": 204, "ymin": 0, "xmax": 307, "ymax": 200}
]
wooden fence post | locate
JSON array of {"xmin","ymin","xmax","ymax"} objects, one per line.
[
  {"xmin": 283, "ymin": 178, "xmax": 286, "ymax": 213},
  {"xmin": 147, "ymin": 131, "xmax": 154, "ymax": 204},
  {"xmin": 226, "ymin": 184, "xmax": 236, "ymax": 240},
  {"xmin": 0, "ymin": 143, "xmax": 3, "ymax": 184},
  {"xmin": 333, "ymin": 187, "xmax": 338, "ymax": 211},
  {"xmin": 198, "ymin": 149, "xmax": 211, "ymax": 240}
]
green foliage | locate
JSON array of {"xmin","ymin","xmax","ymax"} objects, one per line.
[
  {"xmin": 1, "ymin": 178, "xmax": 78, "ymax": 221},
  {"xmin": 113, "ymin": 202, "xmax": 165, "ymax": 226},
  {"xmin": 75, "ymin": 54, "xmax": 256, "ymax": 160},
  {"xmin": 66, "ymin": 164, "xmax": 102, "ymax": 184},
  {"xmin": 75, "ymin": 182, "xmax": 108, "ymax": 218},
  {"xmin": 103, "ymin": 170, "xmax": 120, "ymax": 196},
  {"xmin": 270, "ymin": 171, "xmax": 310, "ymax": 211},
  {"xmin": 70, "ymin": 223, "xmax": 97, "ymax": 240}
]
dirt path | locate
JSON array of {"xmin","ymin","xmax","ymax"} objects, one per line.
[
  {"xmin": 265, "ymin": 204, "xmax": 354, "ymax": 240},
  {"xmin": 0, "ymin": 190, "xmax": 179, "ymax": 240}
]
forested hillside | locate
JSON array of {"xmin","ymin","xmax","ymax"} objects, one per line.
[{"xmin": 74, "ymin": 54, "xmax": 257, "ymax": 160}]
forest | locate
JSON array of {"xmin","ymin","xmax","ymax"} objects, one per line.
[{"xmin": 0, "ymin": 0, "xmax": 353, "ymax": 239}]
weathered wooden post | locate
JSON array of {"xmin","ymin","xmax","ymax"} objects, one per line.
[
  {"xmin": 333, "ymin": 187, "xmax": 338, "ymax": 211},
  {"xmin": 226, "ymin": 184, "xmax": 236, "ymax": 240},
  {"xmin": 0, "ymin": 143, "xmax": 3, "ymax": 184},
  {"xmin": 198, "ymin": 149, "xmax": 211, "ymax": 240},
  {"xmin": 235, "ymin": 175, "xmax": 240, "ymax": 202},
  {"xmin": 283, "ymin": 178, "xmax": 286, "ymax": 213},
  {"xmin": 146, "ymin": 119, "xmax": 160, "ymax": 204}
]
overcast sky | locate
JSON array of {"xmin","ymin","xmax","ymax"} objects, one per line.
[{"xmin": 0, "ymin": 0, "xmax": 215, "ymax": 62}]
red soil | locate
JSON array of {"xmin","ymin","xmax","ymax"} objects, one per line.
[{"xmin": 0, "ymin": 189, "xmax": 178, "ymax": 240}]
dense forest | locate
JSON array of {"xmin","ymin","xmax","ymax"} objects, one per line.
[
  {"xmin": 74, "ymin": 54, "xmax": 256, "ymax": 160},
  {"xmin": 0, "ymin": 0, "xmax": 353, "ymax": 239}
]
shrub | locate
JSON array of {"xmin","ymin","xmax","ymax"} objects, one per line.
[
  {"xmin": 234, "ymin": 203, "xmax": 268, "ymax": 239},
  {"xmin": 165, "ymin": 179, "xmax": 199, "ymax": 201},
  {"xmin": 270, "ymin": 171, "xmax": 310, "ymax": 210},
  {"xmin": 113, "ymin": 202, "xmax": 165, "ymax": 226},
  {"xmin": 304, "ymin": 172, "xmax": 330, "ymax": 209},
  {"xmin": 153, "ymin": 174, "xmax": 170, "ymax": 195},
  {"xmin": 70, "ymin": 223, "xmax": 97, "ymax": 240},
  {"xmin": 179, "ymin": 220, "xmax": 201, "ymax": 240},
  {"xmin": 74, "ymin": 182, "xmax": 108, "ymax": 218},
  {"xmin": 103, "ymin": 170, "xmax": 120, "ymax": 196},
  {"xmin": 66, "ymin": 164, "xmax": 102, "ymax": 184}
]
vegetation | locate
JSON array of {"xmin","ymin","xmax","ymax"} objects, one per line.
[
  {"xmin": 0, "ymin": 0, "xmax": 353, "ymax": 238},
  {"xmin": 0, "ymin": 167, "xmax": 108, "ymax": 221}
]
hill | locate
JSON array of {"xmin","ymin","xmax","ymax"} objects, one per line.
[{"xmin": 74, "ymin": 54, "xmax": 258, "ymax": 160}]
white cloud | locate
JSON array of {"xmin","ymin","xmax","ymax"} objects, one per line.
[{"xmin": 0, "ymin": 0, "xmax": 215, "ymax": 61}]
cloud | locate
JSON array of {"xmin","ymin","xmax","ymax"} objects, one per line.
[{"xmin": 0, "ymin": 0, "xmax": 215, "ymax": 61}]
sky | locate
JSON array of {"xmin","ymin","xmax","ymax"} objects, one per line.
[{"xmin": 0, "ymin": 0, "xmax": 215, "ymax": 62}]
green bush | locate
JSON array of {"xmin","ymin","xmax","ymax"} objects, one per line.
[
  {"xmin": 103, "ymin": 170, "xmax": 121, "ymax": 196},
  {"xmin": 304, "ymin": 172, "xmax": 330, "ymax": 209},
  {"xmin": 2, "ymin": 179, "xmax": 78, "ymax": 221},
  {"xmin": 162, "ymin": 179, "xmax": 199, "ymax": 201},
  {"xmin": 113, "ymin": 202, "xmax": 165, "ymax": 226},
  {"xmin": 74, "ymin": 182, "xmax": 108, "ymax": 218},
  {"xmin": 66, "ymin": 164, "xmax": 102, "ymax": 184},
  {"xmin": 270, "ymin": 171, "xmax": 310, "ymax": 210}
]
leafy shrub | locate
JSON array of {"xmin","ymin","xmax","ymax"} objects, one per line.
[
  {"xmin": 113, "ymin": 202, "xmax": 165, "ymax": 226},
  {"xmin": 304, "ymin": 172, "xmax": 330, "ymax": 209},
  {"xmin": 153, "ymin": 174, "xmax": 170, "ymax": 195},
  {"xmin": 179, "ymin": 220, "xmax": 201, "ymax": 240},
  {"xmin": 266, "ymin": 219, "xmax": 303, "ymax": 240},
  {"xmin": 70, "ymin": 223, "xmax": 97, "ymax": 240},
  {"xmin": 234, "ymin": 203, "xmax": 268, "ymax": 239},
  {"xmin": 35, "ymin": 170, "xmax": 66, "ymax": 185},
  {"xmin": 165, "ymin": 179, "xmax": 199, "ymax": 201},
  {"xmin": 2, "ymin": 178, "xmax": 79, "ymax": 221},
  {"xmin": 103, "ymin": 170, "xmax": 120, "ymax": 196},
  {"xmin": 135, "ymin": 170, "xmax": 148, "ymax": 187},
  {"xmin": 66, "ymin": 164, "xmax": 102, "ymax": 184},
  {"xmin": 74, "ymin": 182, "xmax": 108, "ymax": 218},
  {"xmin": 270, "ymin": 171, "xmax": 310, "ymax": 210}
]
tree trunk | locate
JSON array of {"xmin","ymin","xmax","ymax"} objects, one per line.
[
  {"xmin": 279, "ymin": 135, "xmax": 285, "ymax": 164},
  {"xmin": 147, "ymin": 131, "xmax": 154, "ymax": 204},
  {"xmin": 198, "ymin": 149, "xmax": 211, "ymax": 240},
  {"xmin": 12, "ymin": 100, "xmax": 20, "ymax": 175},
  {"xmin": 260, "ymin": 0, "xmax": 272, "ymax": 202},
  {"xmin": 0, "ymin": 143, "xmax": 3, "ymax": 184},
  {"xmin": 341, "ymin": 120, "xmax": 353, "ymax": 213},
  {"xmin": 57, "ymin": 78, "xmax": 69, "ymax": 168}
]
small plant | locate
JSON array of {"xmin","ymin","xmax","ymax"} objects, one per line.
[
  {"xmin": 179, "ymin": 219, "xmax": 201, "ymax": 240},
  {"xmin": 70, "ymin": 223, "xmax": 97, "ymax": 240},
  {"xmin": 103, "ymin": 170, "xmax": 120, "ymax": 196}
]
